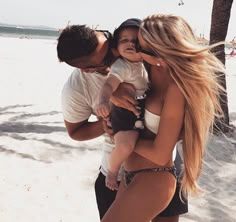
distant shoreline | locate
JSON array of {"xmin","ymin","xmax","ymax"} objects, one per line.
[{"xmin": 0, "ymin": 25, "xmax": 59, "ymax": 40}]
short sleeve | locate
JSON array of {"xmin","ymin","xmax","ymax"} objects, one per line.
[{"xmin": 61, "ymin": 72, "xmax": 92, "ymax": 123}]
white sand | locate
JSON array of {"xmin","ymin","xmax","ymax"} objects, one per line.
[{"xmin": 0, "ymin": 36, "xmax": 236, "ymax": 222}]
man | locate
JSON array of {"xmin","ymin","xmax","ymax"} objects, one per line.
[
  {"xmin": 57, "ymin": 19, "xmax": 188, "ymax": 221},
  {"xmin": 57, "ymin": 22, "xmax": 138, "ymax": 219}
]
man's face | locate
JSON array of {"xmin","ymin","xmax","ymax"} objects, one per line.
[{"xmin": 67, "ymin": 31, "xmax": 113, "ymax": 74}]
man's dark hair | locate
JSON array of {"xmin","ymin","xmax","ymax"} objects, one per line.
[{"xmin": 57, "ymin": 25, "xmax": 98, "ymax": 62}]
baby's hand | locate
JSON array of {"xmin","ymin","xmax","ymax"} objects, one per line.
[{"xmin": 96, "ymin": 102, "xmax": 110, "ymax": 118}]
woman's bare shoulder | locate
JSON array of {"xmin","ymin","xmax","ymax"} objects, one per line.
[
  {"xmin": 166, "ymin": 81, "xmax": 184, "ymax": 98},
  {"xmin": 163, "ymin": 82, "xmax": 185, "ymax": 116}
]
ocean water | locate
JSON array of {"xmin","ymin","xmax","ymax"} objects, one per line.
[{"xmin": 0, "ymin": 25, "xmax": 59, "ymax": 39}]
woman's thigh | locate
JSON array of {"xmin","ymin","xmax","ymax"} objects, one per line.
[
  {"xmin": 101, "ymin": 171, "xmax": 176, "ymax": 222},
  {"xmin": 115, "ymin": 177, "xmax": 127, "ymax": 199}
]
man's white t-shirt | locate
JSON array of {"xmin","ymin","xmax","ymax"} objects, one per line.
[{"xmin": 61, "ymin": 68, "xmax": 123, "ymax": 180}]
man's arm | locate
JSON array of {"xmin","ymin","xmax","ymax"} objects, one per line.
[{"xmin": 64, "ymin": 119, "xmax": 105, "ymax": 141}]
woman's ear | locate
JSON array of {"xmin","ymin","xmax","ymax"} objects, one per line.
[{"xmin": 154, "ymin": 58, "xmax": 165, "ymax": 67}]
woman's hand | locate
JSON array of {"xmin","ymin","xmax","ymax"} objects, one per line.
[{"xmin": 110, "ymin": 82, "xmax": 139, "ymax": 116}]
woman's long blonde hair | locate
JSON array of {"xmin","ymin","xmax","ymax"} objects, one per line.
[{"xmin": 139, "ymin": 14, "xmax": 225, "ymax": 195}]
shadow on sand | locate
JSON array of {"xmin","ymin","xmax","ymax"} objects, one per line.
[{"xmin": 0, "ymin": 104, "xmax": 100, "ymax": 163}]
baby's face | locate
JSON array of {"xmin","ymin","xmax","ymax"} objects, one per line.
[{"xmin": 117, "ymin": 27, "xmax": 142, "ymax": 62}]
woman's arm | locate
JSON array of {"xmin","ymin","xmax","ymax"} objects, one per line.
[{"xmin": 134, "ymin": 84, "xmax": 185, "ymax": 166}]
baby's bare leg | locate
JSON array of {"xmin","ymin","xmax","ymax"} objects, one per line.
[{"xmin": 106, "ymin": 130, "xmax": 139, "ymax": 190}]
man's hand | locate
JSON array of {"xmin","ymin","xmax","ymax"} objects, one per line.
[
  {"xmin": 102, "ymin": 117, "xmax": 114, "ymax": 141},
  {"xmin": 110, "ymin": 83, "xmax": 139, "ymax": 116}
]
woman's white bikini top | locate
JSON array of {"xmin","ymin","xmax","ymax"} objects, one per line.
[
  {"xmin": 144, "ymin": 109, "xmax": 178, "ymax": 161},
  {"xmin": 144, "ymin": 109, "xmax": 161, "ymax": 134}
]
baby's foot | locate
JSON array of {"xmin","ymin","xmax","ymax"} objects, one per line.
[{"xmin": 106, "ymin": 171, "xmax": 119, "ymax": 191}]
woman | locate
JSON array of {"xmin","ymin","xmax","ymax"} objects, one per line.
[{"xmin": 102, "ymin": 14, "xmax": 225, "ymax": 222}]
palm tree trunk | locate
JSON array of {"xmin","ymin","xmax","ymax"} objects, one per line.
[{"xmin": 210, "ymin": 0, "xmax": 234, "ymax": 133}]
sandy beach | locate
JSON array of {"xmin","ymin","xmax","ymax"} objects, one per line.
[{"xmin": 0, "ymin": 36, "xmax": 236, "ymax": 222}]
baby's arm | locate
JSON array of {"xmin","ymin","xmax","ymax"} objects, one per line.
[{"xmin": 96, "ymin": 75, "xmax": 121, "ymax": 118}]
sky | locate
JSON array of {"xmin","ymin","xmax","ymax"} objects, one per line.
[{"xmin": 0, "ymin": 0, "xmax": 235, "ymax": 40}]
